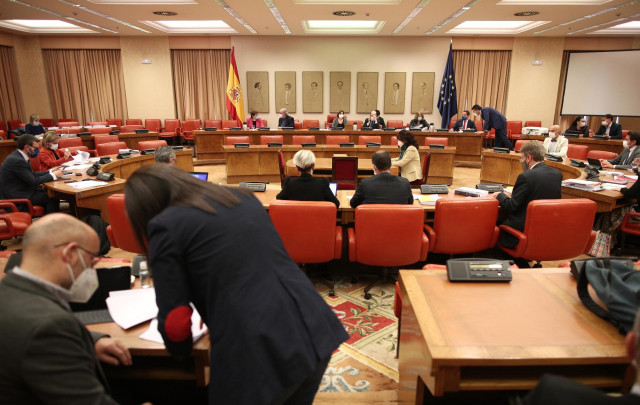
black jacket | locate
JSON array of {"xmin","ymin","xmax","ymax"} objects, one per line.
[
  {"xmin": 0, "ymin": 150, "xmax": 53, "ymax": 199},
  {"xmin": 276, "ymin": 173, "xmax": 340, "ymax": 207},
  {"xmin": 350, "ymin": 172, "xmax": 413, "ymax": 208}
]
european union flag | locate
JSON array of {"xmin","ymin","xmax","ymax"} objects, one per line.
[{"xmin": 437, "ymin": 42, "xmax": 458, "ymax": 129}]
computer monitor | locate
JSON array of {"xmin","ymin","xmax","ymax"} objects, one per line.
[{"xmin": 190, "ymin": 172, "xmax": 209, "ymax": 181}]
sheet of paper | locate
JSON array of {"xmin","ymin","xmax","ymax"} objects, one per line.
[
  {"xmin": 69, "ymin": 151, "xmax": 90, "ymax": 164},
  {"xmin": 67, "ymin": 180, "xmax": 109, "ymax": 190},
  {"xmin": 139, "ymin": 307, "xmax": 208, "ymax": 344},
  {"xmin": 106, "ymin": 288, "xmax": 158, "ymax": 329},
  {"xmin": 601, "ymin": 183, "xmax": 626, "ymax": 191}
]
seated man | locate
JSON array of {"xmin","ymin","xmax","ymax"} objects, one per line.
[
  {"xmin": 277, "ymin": 108, "xmax": 295, "ymax": 128},
  {"xmin": 493, "ymin": 141, "xmax": 562, "ymax": 249},
  {"xmin": 155, "ymin": 144, "xmax": 177, "ymax": 165},
  {"xmin": 542, "ymin": 124, "xmax": 568, "ymax": 157},
  {"xmin": 601, "ymin": 132, "xmax": 640, "ymax": 171},
  {"xmin": 451, "ymin": 110, "xmax": 477, "ymax": 132},
  {"xmin": 0, "ymin": 214, "xmax": 133, "ymax": 404},
  {"xmin": 595, "ymin": 114, "xmax": 623, "ymax": 139},
  {"xmin": 363, "ymin": 110, "xmax": 385, "ymax": 129},
  {"xmin": 0, "ymin": 134, "xmax": 62, "ymax": 214},
  {"xmin": 350, "ymin": 150, "xmax": 413, "ymax": 208}
]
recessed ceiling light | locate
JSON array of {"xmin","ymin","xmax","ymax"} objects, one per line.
[
  {"xmin": 265, "ymin": 0, "xmax": 291, "ymax": 34},
  {"xmin": 333, "ymin": 11, "xmax": 356, "ymax": 17},
  {"xmin": 153, "ymin": 11, "xmax": 177, "ymax": 16},
  {"xmin": 303, "ymin": 20, "xmax": 384, "ymax": 34},
  {"xmin": 514, "ymin": 11, "xmax": 540, "ymax": 16},
  {"xmin": 425, "ymin": 0, "xmax": 480, "ymax": 35},
  {"xmin": 533, "ymin": 0, "xmax": 637, "ymax": 34},
  {"xmin": 140, "ymin": 20, "xmax": 237, "ymax": 33},
  {"xmin": 215, "ymin": 0, "xmax": 257, "ymax": 34},
  {"xmin": 0, "ymin": 19, "xmax": 97, "ymax": 33},
  {"xmin": 448, "ymin": 20, "xmax": 549, "ymax": 34},
  {"xmin": 590, "ymin": 20, "xmax": 640, "ymax": 34}
]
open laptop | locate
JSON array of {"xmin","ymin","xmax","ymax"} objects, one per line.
[
  {"xmin": 329, "ymin": 182, "xmax": 337, "ymax": 196},
  {"xmin": 69, "ymin": 266, "xmax": 132, "ymax": 325},
  {"xmin": 190, "ymin": 171, "xmax": 209, "ymax": 181}
]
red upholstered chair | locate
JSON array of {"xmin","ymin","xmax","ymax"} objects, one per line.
[
  {"xmin": 96, "ymin": 141, "xmax": 128, "ymax": 156},
  {"xmin": 358, "ymin": 135, "xmax": 382, "ymax": 145},
  {"xmin": 514, "ymin": 140, "xmax": 527, "ymax": 151},
  {"xmin": 57, "ymin": 121, "xmax": 80, "ymax": 127},
  {"xmin": 332, "ymin": 156, "xmax": 358, "ymax": 190},
  {"xmin": 87, "ymin": 121, "xmax": 107, "ymax": 126},
  {"xmin": 424, "ymin": 137, "xmax": 448, "ymax": 147},
  {"xmin": 0, "ymin": 201, "xmax": 32, "ymax": 238},
  {"xmin": 622, "ymin": 130, "xmax": 629, "ymax": 138},
  {"xmin": 58, "ymin": 137, "xmax": 90, "ymax": 156},
  {"xmin": 292, "ymin": 135, "xmax": 315, "ymax": 145},
  {"xmin": 277, "ymin": 149, "xmax": 286, "ymax": 188},
  {"xmin": 587, "ymin": 150, "xmax": 618, "ymax": 160},
  {"xmin": 260, "ymin": 135, "xmax": 283, "ymax": 145},
  {"xmin": 0, "ymin": 130, "xmax": 5, "ymax": 140},
  {"xmin": 106, "ymin": 118, "xmax": 122, "ymax": 126},
  {"xmin": 302, "ymin": 119, "xmax": 320, "ymax": 129},
  {"xmin": 386, "ymin": 120, "xmax": 403, "ymax": 129},
  {"xmin": 0, "ymin": 121, "xmax": 6, "ymax": 134},
  {"xmin": 269, "ymin": 200, "xmax": 342, "ymax": 295},
  {"xmin": 475, "ymin": 120, "xmax": 482, "ymax": 131},
  {"xmin": 57, "ymin": 118, "xmax": 75, "ymax": 123},
  {"xmin": 8, "ymin": 120, "xmax": 24, "ymax": 131},
  {"xmin": 498, "ymin": 198, "xmax": 597, "ymax": 267},
  {"xmin": 180, "ymin": 120, "xmax": 200, "ymax": 144},
  {"xmin": 409, "ymin": 152, "xmax": 431, "ymax": 188},
  {"xmin": 39, "ymin": 118, "xmax": 54, "ymax": 128},
  {"xmin": 424, "ymin": 198, "xmax": 499, "ymax": 254},
  {"xmin": 325, "ymin": 114, "xmax": 338, "ymax": 129},
  {"xmin": 204, "ymin": 120, "xmax": 222, "ymax": 129},
  {"xmin": 120, "ymin": 125, "xmax": 144, "ymax": 133},
  {"xmin": 225, "ymin": 136, "xmax": 250, "ymax": 146},
  {"xmin": 160, "ymin": 119, "xmax": 180, "ymax": 145},
  {"xmin": 618, "ymin": 212, "xmax": 640, "ymax": 254},
  {"xmin": 390, "ymin": 136, "xmax": 398, "ymax": 146},
  {"xmin": 0, "ymin": 198, "xmax": 44, "ymax": 219},
  {"xmin": 125, "ymin": 119, "xmax": 142, "ymax": 126},
  {"xmin": 106, "ymin": 194, "xmax": 145, "ymax": 253},
  {"xmin": 87, "ymin": 127, "xmax": 112, "ymax": 135},
  {"xmin": 567, "ymin": 144, "xmax": 589, "ymax": 161},
  {"xmin": 348, "ymin": 205, "xmax": 429, "ymax": 299},
  {"xmin": 524, "ymin": 121, "xmax": 541, "ymax": 127},
  {"xmin": 221, "ymin": 120, "xmax": 238, "ymax": 129},
  {"xmin": 326, "ymin": 135, "xmax": 350, "ymax": 145},
  {"xmin": 294, "ymin": 120, "xmax": 302, "ymax": 130},
  {"xmin": 138, "ymin": 140, "xmax": 167, "ymax": 150},
  {"xmin": 448, "ymin": 118, "xmax": 456, "ymax": 129},
  {"xmin": 507, "ymin": 121, "xmax": 523, "ymax": 141},
  {"xmin": 94, "ymin": 135, "xmax": 120, "ymax": 146},
  {"xmin": 145, "ymin": 119, "xmax": 162, "ymax": 132}
]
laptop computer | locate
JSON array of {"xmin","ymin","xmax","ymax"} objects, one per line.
[
  {"xmin": 70, "ymin": 266, "xmax": 132, "ymax": 325},
  {"xmin": 190, "ymin": 171, "xmax": 209, "ymax": 181},
  {"xmin": 329, "ymin": 182, "xmax": 337, "ymax": 196}
]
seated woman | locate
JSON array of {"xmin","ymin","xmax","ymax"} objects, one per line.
[
  {"xmin": 276, "ymin": 149, "xmax": 340, "ymax": 207},
  {"xmin": 392, "ymin": 129, "xmax": 423, "ymax": 183},
  {"xmin": 567, "ymin": 116, "xmax": 590, "ymax": 137},
  {"xmin": 245, "ymin": 110, "xmax": 264, "ymax": 129},
  {"xmin": 25, "ymin": 114, "xmax": 45, "ymax": 136},
  {"xmin": 409, "ymin": 111, "xmax": 428, "ymax": 129},
  {"xmin": 39, "ymin": 131, "xmax": 72, "ymax": 171},
  {"xmin": 331, "ymin": 110, "xmax": 348, "ymax": 130}
]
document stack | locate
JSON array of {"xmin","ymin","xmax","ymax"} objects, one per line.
[{"xmin": 561, "ymin": 179, "xmax": 603, "ymax": 191}]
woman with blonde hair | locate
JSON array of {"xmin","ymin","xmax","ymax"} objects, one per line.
[{"xmin": 39, "ymin": 131, "xmax": 72, "ymax": 170}]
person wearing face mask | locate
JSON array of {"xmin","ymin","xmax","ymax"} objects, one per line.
[
  {"xmin": 363, "ymin": 110, "xmax": 385, "ymax": 129},
  {"xmin": 595, "ymin": 114, "xmax": 623, "ymax": 139},
  {"xmin": 331, "ymin": 110, "xmax": 349, "ymax": 129},
  {"xmin": 39, "ymin": 131, "xmax": 73, "ymax": 170},
  {"xmin": 277, "ymin": 108, "xmax": 295, "ymax": 128},
  {"xmin": 601, "ymin": 132, "xmax": 640, "ymax": 170},
  {"xmin": 391, "ymin": 130, "xmax": 422, "ymax": 183},
  {"xmin": 472, "ymin": 104, "xmax": 512, "ymax": 150},
  {"xmin": 24, "ymin": 113, "xmax": 46, "ymax": 136},
  {"xmin": 0, "ymin": 214, "xmax": 136, "ymax": 404},
  {"xmin": 542, "ymin": 125, "xmax": 568, "ymax": 157},
  {"xmin": 568, "ymin": 116, "xmax": 590, "ymax": 137},
  {"xmin": 245, "ymin": 110, "xmax": 264, "ymax": 129},
  {"xmin": 493, "ymin": 141, "xmax": 562, "ymax": 252},
  {"xmin": 451, "ymin": 110, "xmax": 477, "ymax": 132},
  {"xmin": 0, "ymin": 134, "xmax": 63, "ymax": 214},
  {"xmin": 410, "ymin": 111, "xmax": 429, "ymax": 129}
]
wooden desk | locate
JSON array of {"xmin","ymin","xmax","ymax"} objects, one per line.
[
  {"xmin": 521, "ymin": 135, "xmax": 624, "ymax": 154},
  {"xmin": 398, "ymin": 268, "xmax": 630, "ymax": 404},
  {"xmin": 195, "ymin": 129, "xmax": 481, "ymax": 163},
  {"xmin": 224, "ymin": 145, "xmax": 455, "ymax": 185}
]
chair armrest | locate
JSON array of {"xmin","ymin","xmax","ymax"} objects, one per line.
[
  {"xmin": 498, "ymin": 224, "xmax": 528, "ymax": 257},
  {"xmin": 422, "ymin": 264, "xmax": 446, "ymax": 270},
  {"xmin": 347, "ymin": 228, "xmax": 356, "ymax": 262},
  {"xmin": 1, "ymin": 199, "xmax": 33, "ymax": 216},
  {"xmin": 0, "ymin": 202, "xmax": 19, "ymax": 213},
  {"xmin": 0, "ymin": 215, "xmax": 16, "ymax": 238},
  {"xmin": 490, "ymin": 226, "xmax": 500, "ymax": 248},
  {"xmin": 106, "ymin": 225, "xmax": 117, "ymax": 248},
  {"xmin": 334, "ymin": 226, "xmax": 342, "ymax": 260},
  {"xmin": 420, "ymin": 233, "xmax": 429, "ymax": 262},
  {"xmin": 583, "ymin": 230, "xmax": 597, "ymax": 255},
  {"xmin": 423, "ymin": 224, "xmax": 436, "ymax": 252}
]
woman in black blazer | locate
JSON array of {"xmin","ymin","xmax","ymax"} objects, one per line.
[{"xmin": 276, "ymin": 149, "xmax": 340, "ymax": 207}]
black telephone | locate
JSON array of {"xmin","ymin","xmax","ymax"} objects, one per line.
[
  {"xmin": 99, "ymin": 157, "xmax": 111, "ymax": 164},
  {"xmin": 570, "ymin": 159, "xmax": 587, "ymax": 168},
  {"xmin": 86, "ymin": 163, "xmax": 100, "ymax": 176},
  {"xmin": 96, "ymin": 172, "xmax": 115, "ymax": 181},
  {"xmin": 545, "ymin": 154, "xmax": 563, "ymax": 162},
  {"xmin": 421, "ymin": 184, "xmax": 449, "ymax": 194}
]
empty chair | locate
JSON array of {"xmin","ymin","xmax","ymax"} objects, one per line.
[
  {"xmin": 358, "ymin": 135, "xmax": 382, "ymax": 145},
  {"xmin": 260, "ymin": 135, "xmax": 283, "ymax": 145},
  {"xmin": 507, "ymin": 121, "xmax": 523, "ymax": 141},
  {"xmin": 424, "ymin": 137, "xmax": 448, "ymax": 147},
  {"xmin": 292, "ymin": 135, "xmax": 315, "ymax": 145},
  {"xmin": 448, "ymin": 118, "xmax": 456, "ymax": 129},
  {"xmin": 386, "ymin": 120, "xmax": 403, "ymax": 129},
  {"xmin": 181, "ymin": 119, "xmax": 200, "ymax": 144},
  {"xmin": 424, "ymin": 198, "xmax": 499, "ymax": 254},
  {"xmin": 332, "ymin": 156, "xmax": 358, "ymax": 190},
  {"xmin": 204, "ymin": 120, "xmax": 222, "ymax": 129},
  {"xmin": 57, "ymin": 121, "xmax": 80, "ymax": 127},
  {"xmin": 145, "ymin": 119, "xmax": 162, "ymax": 132},
  {"xmin": 222, "ymin": 120, "xmax": 238, "ymax": 129},
  {"xmin": 120, "ymin": 125, "xmax": 144, "ymax": 133},
  {"xmin": 87, "ymin": 127, "xmax": 112, "ymax": 135},
  {"xmin": 514, "ymin": 140, "xmax": 527, "ymax": 151},
  {"xmin": 326, "ymin": 135, "xmax": 350, "ymax": 145},
  {"xmin": 106, "ymin": 194, "xmax": 146, "ymax": 274},
  {"xmin": 138, "ymin": 140, "xmax": 167, "ymax": 150},
  {"xmin": 567, "ymin": 144, "xmax": 589, "ymax": 160},
  {"xmin": 125, "ymin": 119, "xmax": 143, "ymax": 126},
  {"xmin": 225, "ymin": 136, "xmax": 250, "ymax": 146},
  {"xmin": 94, "ymin": 135, "xmax": 120, "ymax": 146},
  {"xmin": 96, "ymin": 141, "xmax": 128, "ymax": 156},
  {"xmin": 390, "ymin": 136, "xmax": 398, "ymax": 146},
  {"xmin": 587, "ymin": 150, "xmax": 618, "ymax": 160},
  {"xmin": 0, "ymin": 200, "xmax": 32, "ymax": 237},
  {"xmin": 348, "ymin": 205, "xmax": 428, "ymax": 299},
  {"xmin": 498, "ymin": 198, "xmax": 597, "ymax": 267},
  {"xmin": 409, "ymin": 152, "xmax": 430, "ymax": 188},
  {"xmin": 159, "ymin": 119, "xmax": 180, "ymax": 145},
  {"xmin": 87, "ymin": 121, "xmax": 107, "ymax": 126},
  {"xmin": 294, "ymin": 120, "xmax": 302, "ymax": 130},
  {"xmin": 302, "ymin": 120, "xmax": 320, "ymax": 129},
  {"xmin": 524, "ymin": 121, "xmax": 541, "ymax": 127},
  {"xmin": 617, "ymin": 211, "xmax": 640, "ymax": 254},
  {"xmin": 8, "ymin": 120, "xmax": 24, "ymax": 130},
  {"xmin": 106, "ymin": 118, "xmax": 122, "ymax": 126},
  {"xmin": 39, "ymin": 118, "xmax": 54, "ymax": 127}
]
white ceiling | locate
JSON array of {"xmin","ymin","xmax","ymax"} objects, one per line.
[{"xmin": 0, "ymin": 0, "xmax": 638, "ymax": 37}]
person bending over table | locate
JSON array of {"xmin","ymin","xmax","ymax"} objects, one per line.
[
  {"xmin": 276, "ymin": 149, "xmax": 340, "ymax": 208},
  {"xmin": 391, "ymin": 130, "xmax": 423, "ymax": 183},
  {"xmin": 409, "ymin": 111, "xmax": 429, "ymax": 129},
  {"xmin": 350, "ymin": 150, "xmax": 413, "ymax": 208},
  {"xmin": 451, "ymin": 110, "xmax": 477, "ymax": 132},
  {"xmin": 567, "ymin": 116, "xmax": 590, "ymax": 137},
  {"xmin": 24, "ymin": 113, "xmax": 46, "ymax": 136},
  {"xmin": 542, "ymin": 125, "xmax": 568, "ymax": 157},
  {"xmin": 601, "ymin": 132, "xmax": 640, "ymax": 171},
  {"xmin": 277, "ymin": 108, "xmax": 295, "ymax": 128},
  {"xmin": 39, "ymin": 131, "xmax": 73, "ymax": 170},
  {"xmin": 245, "ymin": 110, "xmax": 264, "ymax": 129},
  {"xmin": 124, "ymin": 165, "xmax": 348, "ymax": 405},
  {"xmin": 472, "ymin": 104, "xmax": 513, "ymax": 150},
  {"xmin": 331, "ymin": 110, "xmax": 348, "ymax": 129}
]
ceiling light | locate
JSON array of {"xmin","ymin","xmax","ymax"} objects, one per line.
[
  {"xmin": 448, "ymin": 20, "xmax": 549, "ymax": 34},
  {"xmin": 57, "ymin": 0, "xmax": 151, "ymax": 33},
  {"xmin": 7, "ymin": 0, "xmax": 117, "ymax": 33},
  {"xmin": 333, "ymin": 11, "xmax": 356, "ymax": 16},
  {"xmin": 533, "ymin": 0, "xmax": 638, "ymax": 34},
  {"xmin": 153, "ymin": 11, "xmax": 177, "ymax": 16},
  {"xmin": 265, "ymin": 0, "xmax": 291, "ymax": 34},
  {"xmin": 303, "ymin": 20, "xmax": 384, "ymax": 34},
  {"xmin": 215, "ymin": 0, "xmax": 257, "ymax": 34},
  {"xmin": 590, "ymin": 19, "xmax": 640, "ymax": 33},
  {"xmin": 425, "ymin": 0, "xmax": 480, "ymax": 35},
  {"xmin": 499, "ymin": 0, "xmax": 614, "ymax": 4},
  {"xmin": 392, "ymin": 0, "xmax": 430, "ymax": 34},
  {"xmin": 0, "ymin": 19, "xmax": 97, "ymax": 33},
  {"xmin": 140, "ymin": 20, "xmax": 237, "ymax": 33},
  {"xmin": 514, "ymin": 11, "xmax": 540, "ymax": 16}
]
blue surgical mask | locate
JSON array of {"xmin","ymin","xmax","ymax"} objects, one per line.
[
  {"xmin": 28, "ymin": 147, "xmax": 40, "ymax": 158},
  {"xmin": 462, "ymin": 116, "xmax": 467, "ymax": 120}
]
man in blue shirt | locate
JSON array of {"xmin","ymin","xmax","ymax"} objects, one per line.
[{"xmin": 472, "ymin": 104, "xmax": 512, "ymax": 150}]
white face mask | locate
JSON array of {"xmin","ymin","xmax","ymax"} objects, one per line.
[
  {"xmin": 602, "ymin": 120, "xmax": 608, "ymax": 126},
  {"xmin": 370, "ymin": 116, "xmax": 376, "ymax": 121},
  {"xmin": 623, "ymin": 140, "xmax": 629, "ymax": 149},
  {"xmin": 338, "ymin": 114, "xmax": 344, "ymax": 119},
  {"xmin": 397, "ymin": 140, "xmax": 404, "ymax": 148},
  {"xmin": 416, "ymin": 117, "xmax": 422, "ymax": 121},
  {"xmin": 280, "ymin": 113, "xmax": 285, "ymax": 119},
  {"xmin": 51, "ymin": 144, "xmax": 59, "ymax": 150},
  {"xmin": 473, "ymin": 112, "xmax": 479, "ymax": 117},
  {"xmin": 67, "ymin": 253, "xmax": 99, "ymax": 303},
  {"xmin": 34, "ymin": 121, "xmax": 40, "ymax": 126},
  {"xmin": 548, "ymin": 132, "xmax": 556, "ymax": 139},
  {"xmin": 579, "ymin": 121, "xmax": 585, "ymax": 127}
]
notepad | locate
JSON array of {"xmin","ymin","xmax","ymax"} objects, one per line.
[
  {"xmin": 418, "ymin": 194, "xmax": 441, "ymax": 206},
  {"xmin": 106, "ymin": 288, "xmax": 158, "ymax": 329},
  {"xmin": 67, "ymin": 180, "xmax": 109, "ymax": 190}
]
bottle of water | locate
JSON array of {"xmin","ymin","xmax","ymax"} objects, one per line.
[
  {"xmin": 243, "ymin": 123, "xmax": 248, "ymax": 131},
  {"xmin": 353, "ymin": 122, "xmax": 357, "ymax": 131},
  {"xmin": 139, "ymin": 261, "xmax": 151, "ymax": 288}
]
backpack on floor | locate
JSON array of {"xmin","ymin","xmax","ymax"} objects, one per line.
[{"xmin": 81, "ymin": 215, "xmax": 111, "ymax": 256}]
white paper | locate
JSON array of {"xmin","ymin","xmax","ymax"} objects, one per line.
[
  {"xmin": 67, "ymin": 180, "xmax": 109, "ymax": 190},
  {"xmin": 71, "ymin": 151, "xmax": 90, "ymax": 164},
  {"xmin": 139, "ymin": 308, "xmax": 208, "ymax": 344},
  {"xmin": 601, "ymin": 183, "xmax": 626, "ymax": 191},
  {"xmin": 106, "ymin": 288, "xmax": 158, "ymax": 329}
]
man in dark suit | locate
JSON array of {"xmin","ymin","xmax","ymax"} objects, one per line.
[
  {"xmin": 0, "ymin": 134, "xmax": 62, "ymax": 213},
  {"xmin": 494, "ymin": 141, "xmax": 562, "ymax": 249},
  {"xmin": 472, "ymin": 104, "xmax": 512, "ymax": 150},
  {"xmin": 277, "ymin": 108, "xmax": 295, "ymax": 128},
  {"xmin": 596, "ymin": 114, "xmax": 623, "ymax": 139},
  {"xmin": 451, "ymin": 110, "xmax": 477, "ymax": 132},
  {"xmin": 350, "ymin": 150, "xmax": 413, "ymax": 208},
  {"xmin": 363, "ymin": 110, "xmax": 386, "ymax": 129},
  {"xmin": 276, "ymin": 149, "xmax": 340, "ymax": 207},
  {"xmin": 601, "ymin": 131, "xmax": 640, "ymax": 170},
  {"xmin": 0, "ymin": 214, "xmax": 133, "ymax": 404}
]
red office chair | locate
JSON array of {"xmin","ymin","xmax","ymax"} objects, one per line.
[
  {"xmin": 277, "ymin": 149, "xmax": 286, "ymax": 188},
  {"xmin": 138, "ymin": 140, "xmax": 167, "ymax": 150},
  {"xmin": 294, "ymin": 120, "xmax": 302, "ymax": 130},
  {"xmin": 125, "ymin": 119, "xmax": 142, "ymax": 126},
  {"xmin": 424, "ymin": 198, "xmax": 499, "ymax": 254},
  {"xmin": 424, "ymin": 137, "xmax": 448, "ymax": 147},
  {"xmin": 106, "ymin": 118, "xmax": 122, "ymax": 126},
  {"xmin": 145, "ymin": 119, "xmax": 162, "ymax": 132},
  {"xmin": 159, "ymin": 119, "xmax": 180, "ymax": 145},
  {"xmin": 0, "ymin": 201, "xmax": 32, "ymax": 237},
  {"xmin": 587, "ymin": 150, "xmax": 618, "ymax": 160},
  {"xmin": 0, "ymin": 198, "xmax": 43, "ymax": 219},
  {"xmin": 617, "ymin": 212, "xmax": 640, "ymax": 254},
  {"xmin": 0, "ymin": 130, "xmax": 5, "ymax": 140},
  {"xmin": 96, "ymin": 141, "xmax": 128, "ymax": 156},
  {"xmin": 348, "ymin": 205, "xmax": 428, "ymax": 299},
  {"xmin": 498, "ymin": 199, "xmax": 597, "ymax": 267},
  {"xmin": 409, "ymin": 152, "xmax": 430, "ymax": 188},
  {"xmin": 87, "ymin": 127, "xmax": 112, "ymax": 135},
  {"xmin": 269, "ymin": 200, "xmax": 342, "ymax": 295},
  {"xmin": 622, "ymin": 130, "xmax": 629, "ymax": 138},
  {"xmin": 325, "ymin": 114, "xmax": 338, "ymax": 129},
  {"xmin": 58, "ymin": 137, "xmax": 90, "ymax": 156},
  {"xmin": 386, "ymin": 120, "xmax": 403, "ymax": 129},
  {"xmin": 332, "ymin": 156, "xmax": 358, "ymax": 190},
  {"xmin": 204, "ymin": 120, "xmax": 222, "ymax": 129},
  {"xmin": 567, "ymin": 144, "xmax": 589, "ymax": 161},
  {"xmin": 358, "ymin": 135, "xmax": 382, "ymax": 145},
  {"xmin": 302, "ymin": 120, "xmax": 320, "ymax": 129},
  {"xmin": 514, "ymin": 140, "xmax": 527, "ymax": 151},
  {"xmin": 57, "ymin": 118, "xmax": 75, "ymax": 123},
  {"xmin": 260, "ymin": 135, "xmax": 283, "ymax": 145},
  {"xmin": 326, "ymin": 135, "xmax": 350, "ymax": 145},
  {"xmin": 225, "ymin": 136, "xmax": 250, "ymax": 146},
  {"xmin": 120, "ymin": 125, "xmax": 144, "ymax": 133},
  {"xmin": 106, "ymin": 194, "xmax": 146, "ymax": 273},
  {"xmin": 390, "ymin": 136, "xmax": 398, "ymax": 146},
  {"xmin": 292, "ymin": 135, "xmax": 315, "ymax": 145},
  {"xmin": 448, "ymin": 118, "xmax": 456, "ymax": 130},
  {"xmin": 58, "ymin": 121, "xmax": 80, "ymax": 127},
  {"xmin": 222, "ymin": 120, "xmax": 238, "ymax": 129},
  {"xmin": 524, "ymin": 121, "xmax": 541, "ymax": 127},
  {"xmin": 39, "ymin": 118, "xmax": 54, "ymax": 128},
  {"xmin": 8, "ymin": 120, "xmax": 24, "ymax": 131},
  {"xmin": 180, "ymin": 120, "xmax": 200, "ymax": 145},
  {"xmin": 94, "ymin": 135, "xmax": 120, "ymax": 146},
  {"xmin": 87, "ymin": 121, "xmax": 107, "ymax": 126},
  {"xmin": 507, "ymin": 121, "xmax": 523, "ymax": 141}
]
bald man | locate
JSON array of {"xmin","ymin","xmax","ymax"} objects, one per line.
[
  {"xmin": 542, "ymin": 124, "xmax": 568, "ymax": 157},
  {"xmin": 0, "ymin": 214, "xmax": 132, "ymax": 404}
]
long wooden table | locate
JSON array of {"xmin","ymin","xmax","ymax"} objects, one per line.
[
  {"xmin": 398, "ymin": 268, "xmax": 631, "ymax": 404},
  {"xmin": 225, "ymin": 145, "xmax": 455, "ymax": 185},
  {"xmin": 521, "ymin": 134, "xmax": 624, "ymax": 154},
  {"xmin": 195, "ymin": 129, "xmax": 482, "ymax": 163}
]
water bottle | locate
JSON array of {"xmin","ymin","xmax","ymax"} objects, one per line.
[
  {"xmin": 353, "ymin": 122, "xmax": 357, "ymax": 131},
  {"xmin": 139, "ymin": 261, "xmax": 151, "ymax": 288},
  {"xmin": 243, "ymin": 123, "xmax": 248, "ymax": 131}
]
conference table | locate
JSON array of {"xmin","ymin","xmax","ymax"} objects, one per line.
[
  {"xmin": 397, "ymin": 268, "xmax": 631, "ymax": 405},
  {"xmin": 521, "ymin": 134, "xmax": 624, "ymax": 154}
]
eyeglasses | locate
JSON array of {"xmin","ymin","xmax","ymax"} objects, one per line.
[{"xmin": 53, "ymin": 242, "xmax": 101, "ymax": 266}]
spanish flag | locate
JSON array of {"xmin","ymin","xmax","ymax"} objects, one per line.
[{"xmin": 226, "ymin": 47, "xmax": 245, "ymax": 126}]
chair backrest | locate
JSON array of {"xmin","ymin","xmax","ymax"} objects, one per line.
[
  {"xmin": 39, "ymin": 118, "xmax": 54, "ymax": 127},
  {"xmin": 181, "ymin": 120, "xmax": 198, "ymax": 132},
  {"xmin": 58, "ymin": 137, "xmax": 83, "ymax": 148},
  {"xmin": 332, "ymin": 156, "xmax": 358, "ymax": 190},
  {"xmin": 138, "ymin": 140, "xmax": 167, "ymax": 150},
  {"xmin": 430, "ymin": 198, "xmax": 499, "ymax": 254},
  {"xmin": 521, "ymin": 199, "xmax": 596, "ymax": 261},
  {"xmin": 421, "ymin": 151, "xmax": 431, "ymax": 181},
  {"xmin": 125, "ymin": 119, "xmax": 142, "ymax": 126},
  {"xmin": 225, "ymin": 136, "xmax": 250, "ymax": 145},
  {"xmin": 94, "ymin": 135, "xmax": 120, "ymax": 146},
  {"xmin": 326, "ymin": 114, "xmax": 337, "ymax": 127},
  {"xmin": 506, "ymin": 121, "xmax": 523, "ymax": 136},
  {"xmin": 567, "ymin": 144, "xmax": 589, "ymax": 160},
  {"xmin": 106, "ymin": 194, "xmax": 145, "ymax": 253},
  {"xmin": 269, "ymin": 200, "xmax": 340, "ymax": 263},
  {"xmin": 88, "ymin": 127, "xmax": 112, "ymax": 135},
  {"xmin": 260, "ymin": 135, "xmax": 283, "ymax": 145},
  {"xmin": 7, "ymin": 120, "xmax": 23, "ymax": 130},
  {"xmin": 0, "ymin": 130, "xmax": 5, "ymax": 140},
  {"xmin": 358, "ymin": 135, "xmax": 382, "ymax": 145},
  {"xmin": 390, "ymin": 136, "xmax": 398, "ymax": 146},
  {"xmin": 352, "ymin": 205, "xmax": 426, "ymax": 266},
  {"xmin": 302, "ymin": 119, "xmax": 320, "ymax": 129},
  {"xmin": 326, "ymin": 135, "xmax": 350, "ymax": 145},
  {"xmin": 57, "ymin": 118, "xmax": 75, "ymax": 123},
  {"xmin": 424, "ymin": 137, "xmax": 448, "ymax": 146},
  {"xmin": 58, "ymin": 121, "xmax": 80, "ymax": 127},
  {"xmin": 448, "ymin": 118, "xmax": 456, "ymax": 129},
  {"xmin": 292, "ymin": 135, "xmax": 316, "ymax": 145},
  {"xmin": 514, "ymin": 140, "xmax": 527, "ymax": 151},
  {"xmin": 87, "ymin": 121, "xmax": 107, "ymax": 126},
  {"xmin": 204, "ymin": 120, "xmax": 222, "ymax": 129},
  {"xmin": 96, "ymin": 141, "xmax": 128, "ymax": 156},
  {"xmin": 277, "ymin": 149, "xmax": 286, "ymax": 188},
  {"xmin": 120, "ymin": 125, "xmax": 144, "ymax": 133},
  {"xmin": 622, "ymin": 129, "xmax": 629, "ymax": 138},
  {"xmin": 587, "ymin": 150, "xmax": 618, "ymax": 160},
  {"xmin": 163, "ymin": 119, "xmax": 180, "ymax": 132},
  {"xmin": 222, "ymin": 120, "xmax": 238, "ymax": 129},
  {"xmin": 475, "ymin": 120, "xmax": 482, "ymax": 131},
  {"xmin": 145, "ymin": 119, "xmax": 162, "ymax": 132},
  {"xmin": 524, "ymin": 121, "xmax": 542, "ymax": 127},
  {"xmin": 386, "ymin": 120, "xmax": 403, "ymax": 129},
  {"xmin": 106, "ymin": 118, "xmax": 122, "ymax": 126}
]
